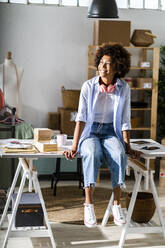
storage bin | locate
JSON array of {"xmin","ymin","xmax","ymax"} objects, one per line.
[
  {"xmin": 12, "ymin": 193, "xmax": 44, "ymax": 227},
  {"xmin": 126, "ymin": 192, "xmax": 156, "ymax": 223},
  {"xmin": 131, "ymin": 29, "xmax": 155, "ymax": 47}
]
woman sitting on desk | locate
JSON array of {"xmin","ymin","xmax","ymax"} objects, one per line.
[{"xmin": 64, "ymin": 43, "xmax": 141, "ymax": 228}]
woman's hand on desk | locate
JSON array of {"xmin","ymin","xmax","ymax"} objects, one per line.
[
  {"xmin": 127, "ymin": 148, "xmax": 143, "ymax": 159},
  {"xmin": 63, "ymin": 149, "xmax": 78, "ymax": 160}
]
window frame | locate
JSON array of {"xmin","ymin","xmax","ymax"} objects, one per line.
[{"xmin": 0, "ymin": 0, "xmax": 164, "ymax": 11}]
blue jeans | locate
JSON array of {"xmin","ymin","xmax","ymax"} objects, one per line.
[{"xmin": 80, "ymin": 122, "xmax": 127, "ymax": 189}]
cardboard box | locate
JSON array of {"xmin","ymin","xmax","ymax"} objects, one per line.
[
  {"xmin": 48, "ymin": 112, "xmax": 60, "ymax": 130},
  {"xmin": 93, "ymin": 20, "xmax": 130, "ymax": 46},
  {"xmin": 58, "ymin": 108, "xmax": 76, "ymax": 136},
  {"xmin": 62, "ymin": 88, "xmax": 80, "ymax": 110},
  {"xmin": 136, "ymin": 78, "xmax": 152, "ymax": 89}
]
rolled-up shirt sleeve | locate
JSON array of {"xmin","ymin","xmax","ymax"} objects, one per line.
[
  {"xmin": 121, "ymin": 85, "xmax": 131, "ymax": 131},
  {"xmin": 75, "ymin": 83, "xmax": 87, "ymax": 122}
]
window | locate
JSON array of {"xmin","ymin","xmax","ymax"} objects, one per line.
[
  {"xmin": 10, "ymin": 0, "xmax": 27, "ymax": 3},
  {"xmin": 62, "ymin": 0, "xmax": 77, "ymax": 6},
  {"xmin": 161, "ymin": 0, "xmax": 165, "ymax": 10},
  {"xmin": 145, "ymin": 0, "xmax": 158, "ymax": 9},
  {"xmin": 29, "ymin": 0, "xmax": 43, "ymax": 3},
  {"xmin": 116, "ymin": 0, "xmax": 128, "ymax": 8},
  {"xmin": 0, "ymin": 0, "xmax": 164, "ymax": 11},
  {"xmin": 130, "ymin": 0, "xmax": 143, "ymax": 8},
  {"xmin": 44, "ymin": 0, "xmax": 59, "ymax": 4},
  {"xmin": 79, "ymin": 0, "xmax": 89, "ymax": 7}
]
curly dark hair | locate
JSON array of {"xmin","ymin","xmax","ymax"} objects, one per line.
[{"xmin": 95, "ymin": 43, "xmax": 131, "ymax": 78}]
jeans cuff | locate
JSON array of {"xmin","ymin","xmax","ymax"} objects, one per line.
[
  {"xmin": 83, "ymin": 182, "xmax": 95, "ymax": 188},
  {"xmin": 120, "ymin": 183, "xmax": 126, "ymax": 189},
  {"xmin": 112, "ymin": 182, "xmax": 126, "ymax": 189}
]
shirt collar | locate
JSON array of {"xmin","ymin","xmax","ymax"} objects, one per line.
[{"xmin": 94, "ymin": 76, "xmax": 124, "ymax": 88}]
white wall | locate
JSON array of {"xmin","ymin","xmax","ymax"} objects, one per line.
[{"xmin": 0, "ymin": 4, "xmax": 165, "ymax": 127}]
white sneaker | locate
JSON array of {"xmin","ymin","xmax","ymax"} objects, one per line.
[
  {"xmin": 112, "ymin": 204, "xmax": 126, "ymax": 226},
  {"xmin": 84, "ymin": 203, "xmax": 97, "ymax": 228}
]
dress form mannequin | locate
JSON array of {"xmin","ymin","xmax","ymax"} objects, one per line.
[{"xmin": 0, "ymin": 51, "xmax": 24, "ymax": 117}]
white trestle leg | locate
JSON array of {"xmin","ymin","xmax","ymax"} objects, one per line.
[
  {"xmin": 102, "ymin": 156, "xmax": 165, "ymax": 248},
  {"xmin": 0, "ymin": 158, "xmax": 56, "ymax": 248}
]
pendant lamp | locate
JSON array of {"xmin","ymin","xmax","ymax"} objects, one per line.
[{"xmin": 88, "ymin": 0, "xmax": 119, "ymax": 18}]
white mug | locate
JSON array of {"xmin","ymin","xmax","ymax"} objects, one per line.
[{"xmin": 56, "ymin": 134, "xmax": 67, "ymax": 147}]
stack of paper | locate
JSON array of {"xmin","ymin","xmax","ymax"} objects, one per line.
[{"xmin": 3, "ymin": 141, "xmax": 38, "ymax": 153}]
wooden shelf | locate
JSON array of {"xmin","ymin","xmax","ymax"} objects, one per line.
[
  {"xmin": 130, "ymin": 66, "xmax": 152, "ymax": 70},
  {"xmin": 131, "ymin": 108, "xmax": 151, "ymax": 111},
  {"xmin": 125, "ymin": 46, "xmax": 154, "ymax": 50},
  {"xmin": 131, "ymin": 88, "xmax": 152, "ymax": 90},
  {"xmin": 89, "ymin": 45, "xmax": 155, "ymax": 50},
  {"xmin": 131, "ymin": 127, "xmax": 151, "ymax": 131}
]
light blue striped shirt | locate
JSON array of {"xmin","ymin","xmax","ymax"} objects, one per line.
[{"xmin": 76, "ymin": 76, "xmax": 131, "ymax": 151}]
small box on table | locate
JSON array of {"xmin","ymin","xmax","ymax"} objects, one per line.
[
  {"xmin": 12, "ymin": 193, "xmax": 44, "ymax": 227},
  {"xmin": 34, "ymin": 141, "xmax": 58, "ymax": 152},
  {"xmin": 34, "ymin": 128, "xmax": 51, "ymax": 142}
]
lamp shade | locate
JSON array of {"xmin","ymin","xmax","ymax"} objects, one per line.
[{"xmin": 88, "ymin": 0, "xmax": 119, "ymax": 18}]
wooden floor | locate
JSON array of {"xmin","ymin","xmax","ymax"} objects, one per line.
[{"xmin": 0, "ymin": 178, "xmax": 165, "ymax": 248}]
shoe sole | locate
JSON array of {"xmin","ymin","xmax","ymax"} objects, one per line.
[
  {"xmin": 84, "ymin": 220, "xmax": 97, "ymax": 228},
  {"xmin": 111, "ymin": 207, "xmax": 126, "ymax": 226},
  {"xmin": 114, "ymin": 219, "xmax": 126, "ymax": 226}
]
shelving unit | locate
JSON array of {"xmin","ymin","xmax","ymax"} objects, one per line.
[{"xmin": 88, "ymin": 45, "xmax": 160, "ymax": 140}]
